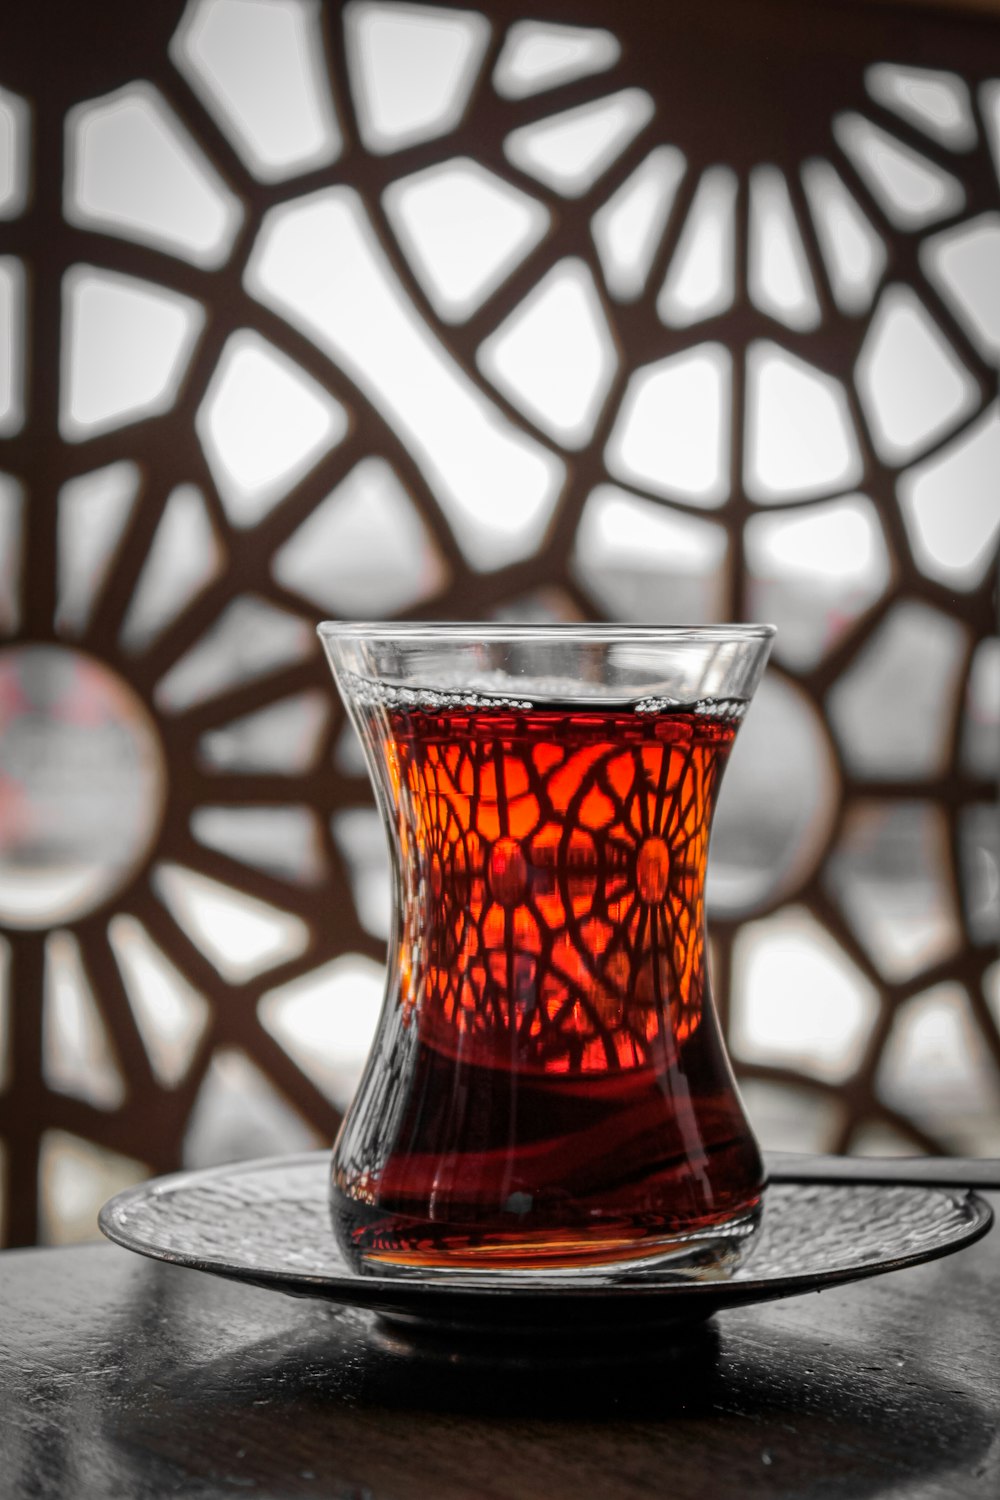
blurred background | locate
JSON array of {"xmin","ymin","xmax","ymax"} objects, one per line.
[{"xmin": 0, "ymin": 0, "xmax": 997, "ymax": 1246}]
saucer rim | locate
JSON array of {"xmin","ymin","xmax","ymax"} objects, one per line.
[{"xmin": 98, "ymin": 1150, "xmax": 993, "ymax": 1321}]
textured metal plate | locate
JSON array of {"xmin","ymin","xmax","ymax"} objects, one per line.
[{"xmin": 99, "ymin": 1152, "xmax": 993, "ymax": 1334}]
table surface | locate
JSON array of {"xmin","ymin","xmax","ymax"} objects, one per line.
[{"xmin": 2, "ymin": 1156, "xmax": 999, "ymax": 1500}]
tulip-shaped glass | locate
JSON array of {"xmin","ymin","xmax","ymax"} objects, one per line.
[{"xmin": 319, "ymin": 624, "xmax": 774, "ymax": 1278}]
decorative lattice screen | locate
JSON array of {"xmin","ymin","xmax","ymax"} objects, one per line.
[{"xmin": 0, "ymin": 0, "xmax": 997, "ymax": 1246}]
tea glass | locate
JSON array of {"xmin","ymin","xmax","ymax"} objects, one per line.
[{"xmin": 319, "ymin": 623, "xmax": 774, "ymax": 1279}]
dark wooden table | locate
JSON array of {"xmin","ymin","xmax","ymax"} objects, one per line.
[{"xmin": 2, "ymin": 1158, "xmax": 998, "ymax": 1500}]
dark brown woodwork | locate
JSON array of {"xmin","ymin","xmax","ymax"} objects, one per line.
[{"xmin": 0, "ymin": 0, "xmax": 997, "ymax": 1244}]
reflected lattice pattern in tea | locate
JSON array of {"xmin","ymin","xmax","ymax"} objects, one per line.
[{"xmin": 384, "ymin": 701, "xmax": 736, "ymax": 1070}]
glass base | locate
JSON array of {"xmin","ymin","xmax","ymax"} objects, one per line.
[{"xmin": 342, "ymin": 1202, "xmax": 764, "ymax": 1283}]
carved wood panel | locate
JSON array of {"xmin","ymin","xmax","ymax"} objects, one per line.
[{"xmin": 0, "ymin": 0, "xmax": 997, "ymax": 1244}]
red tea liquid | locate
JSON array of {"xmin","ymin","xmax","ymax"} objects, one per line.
[{"xmin": 331, "ymin": 693, "xmax": 764, "ymax": 1270}]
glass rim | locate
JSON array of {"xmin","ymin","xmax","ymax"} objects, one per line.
[{"xmin": 317, "ymin": 621, "xmax": 776, "ymax": 644}]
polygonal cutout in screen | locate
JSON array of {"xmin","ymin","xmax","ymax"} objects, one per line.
[
  {"xmin": 897, "ymin": 403, "xmax": 1000, "ymax": 590},
  {"xmin": 827, "ymin": 600, "xmax": 968, "ymax": 778},
  {"xmin": 591, "ymin": 146, "xmax": 685, "ymax": 302},
  {"xmin": 383, "ymin": 158, "xmax": 550, "ymax": 323},
  {"xmin": 801, "ymin": 158, "xmax": 886, "ymax": 316},
  {"xmin": 748, "ymin": 166, "xmax": 820, "ymax": 332},
  {"xmin": 0, "ymin": 258, "xmax": 25, "ymax": 436},
  {"xmin": 855, "ymin": 284, "xmax": 976, "ymax": 466},
  {"xmin": 120, "ymin": 485, "xmax": 224, "ymax": 654},
  {"xmin": 572, "ymin": 485, "xmax": 727, "ymax": 624},
  {"xmin": 153, "ymin": 862, "xmax": 309, "ymax": 984},
  {"xmin": 155, "ymin": 595, "xmax": 315, "ymax": 714},
  {"xmin": 504, "ymin": 89, "xmax": 654, "ymax": 198},
  {"xmin": 745, "ymin": 495, "xmax": 891, "ymax": 669},
  {"xmin": 921, "ymin": 213, "xmax": 1000, "ymax": 363},
  {"xmin": 259, "ymin": 954, "xmax": 384, "ymax": 1113},
  {"xmin": 744, "ymin": 342, "xmax": 862, "ymax": 502},
  {"xmin": 272, "ymin": 456, "xmax": 446, "ymax": 615},
  {"xmin": 477, "ymin": 258, "xmax": 617, "ymax": 449},
  {"xmin": 60, "ymin": 267, "xmax": 204, "ymax": 441},
  {"xmin": 56, "ymin": 462, "xmax": 140, "ymax": 638},
  {"xmin": 493, "ymin": 20, "xmax": 619, "ymax": 100},
  {"xmin": 657, "ymin": 166, "xmax": 737, "ymax": 327},
  {"xmin": 865, "ymin": 63, "xmax": 976, "ymax": 152},
  {"xmin": 825, "ymin": 800, "xmax": 962, "ymax": 982},
  {"xmin": 833, "ymin": 112, "xmax": 965, "ymax": 229},
  {"xmin": 345, "ymin": 1, "xmax": 490, "ymax": 155},
  {"xmin": 170, "ymin": 0, "xmax": 342, "ymax": 181},
  {"xmin": 196, "ymin": 329, "xmax": 349, "ymax": 528},
  {"xmin": 65, "ymin": 82, "xmax": 242, "ymax": 268},
  {"xmin": 731, "ymin": 907, "xmax": 879, "ymax": 1084},
  {"xmin": 605, "ymin": 344, "xmax": 730, "ymax": 506},
  {"xmin": 246, "ymin": 186, "xmax": 564, "ymax": 569}
]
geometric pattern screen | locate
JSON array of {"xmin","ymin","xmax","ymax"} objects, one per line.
[{"xmin": 0, "ymin": 0, "xmax": 997, "ymax": 1245}]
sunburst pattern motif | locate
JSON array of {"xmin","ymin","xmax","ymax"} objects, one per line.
[
  {"xmin": 0, "ymin": 0, "xmax": 998, "ymax": 1245},
  {"xmin": 376, "ymin": 697, "xmax": 731, "ymax": 1069}
]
